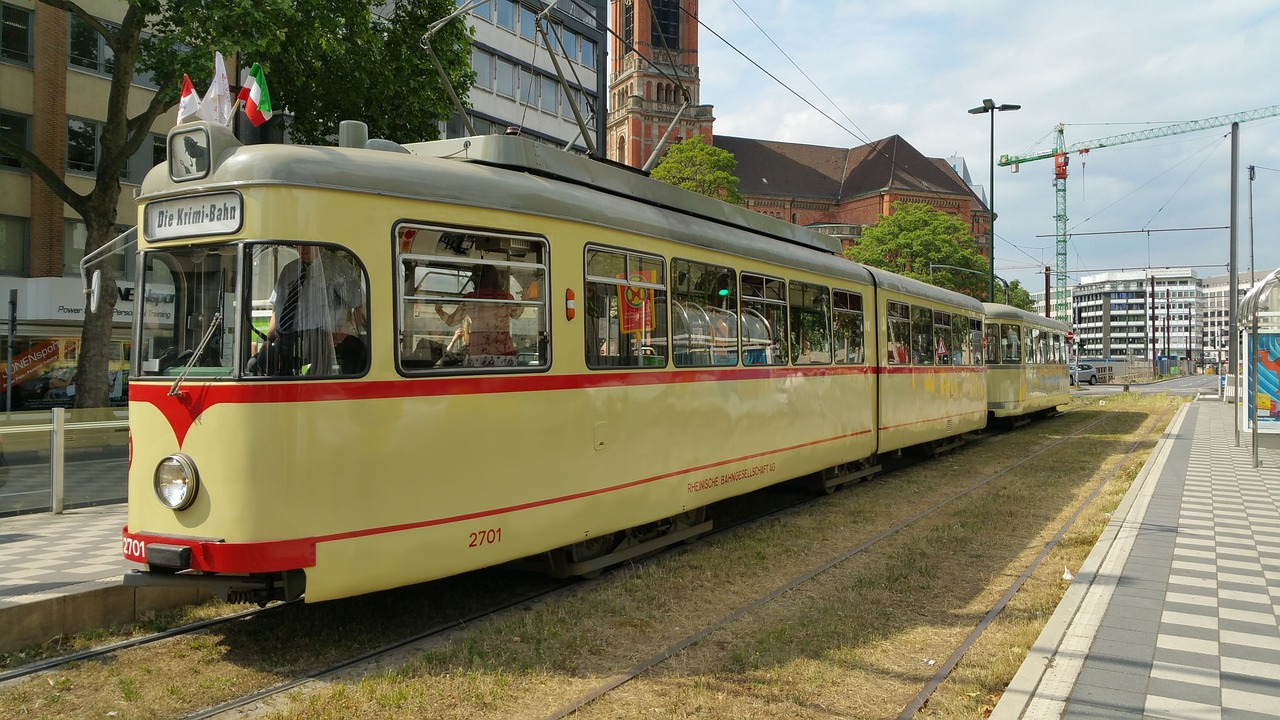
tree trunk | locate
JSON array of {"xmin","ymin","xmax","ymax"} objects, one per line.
[{"xmin": 74, "ymin": 202, "xmax": 121, "ymax": 410}]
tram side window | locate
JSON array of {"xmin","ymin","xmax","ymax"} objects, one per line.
[
  {"xmin": 1001, "ymin": 323, "xmax": 1022, "ymax": 364},
  {"xmin": 1053, "ymin": 333, "xmax": 1063, "ymax": 363},
  {"xmin": 887, "ymin": 300, "xmax": 910, "ymax": 365},
  {"xmin": 911, "ymin": 306, "xmax": 934, "ymax": 366},
  {"xmin": 741, "ymin": 273, "xmax": 787, "ymax": 365},
  {"xmin": 585, "ymin": 246, "xmax": 668, "ymax": 368},
  {"xmin": 243, "ymin": 243, "xmax": 370, "ymax": 378},
  {"xmin": 933, "ymin": 310, "xmax": 953, "ymax": 366},
  {"xmin": 984, "ymin": 322, "xmax": 1000, "ymax": 364},
  {"xmin": 832, "ymin": 290, "xmax": 865, "ymax": 364},
  {"xmin": 970, "ymin": 319, "xmax": 984, "ymax": 366},
  {"xmin": 396, "ymin": 225, "xmax": 547, "ymax": 372},
  {"xmin": 952, "ymin": 314, "xmax": 970, "ymax": 366},
  {"xmin": 672, "ymin": 259, "xmax": 737, "ymax": 367},
  {"xmin": 137, "ymin": 245, "xmax": 239, "ymax": 379},
  {"xmin": 789, "ymin": 280, "xmax": 830, "ymax": 365}
]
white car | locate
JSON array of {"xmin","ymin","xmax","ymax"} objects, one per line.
[{"xmin": 1070, "ymin": 363, "xmax": 1098, "ymax": 385}]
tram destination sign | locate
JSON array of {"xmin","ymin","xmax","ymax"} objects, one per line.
[{"xmin": 145, "ymin": 191, "xmax": 243, "ymax": 241}]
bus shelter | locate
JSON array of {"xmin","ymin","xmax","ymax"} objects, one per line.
[{"xmin": 1238, "ymin": 268, "xmax": 1280, "ymax": 464}]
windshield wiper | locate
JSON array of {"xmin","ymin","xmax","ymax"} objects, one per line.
[{"xmin": 169, "ymin": 312, "xmax": 222, "ymax": 397}]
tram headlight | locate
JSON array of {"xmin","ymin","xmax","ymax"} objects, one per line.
[{"xmin": 154, "ymin": 454, "xmax": 199, "ymax": 510}]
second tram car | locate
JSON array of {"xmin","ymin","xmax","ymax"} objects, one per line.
[
  {"xmin": 982, "ymin": 304, "xmax": 1071, "ymax": 422},
  {"xmin": 120, "ymin": 121, "xmax": 1065, "ymax": 604}
]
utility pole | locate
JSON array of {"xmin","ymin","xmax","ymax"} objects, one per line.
[
  {"xmin": 1229, "ymin": 123, "xmax": 1239, "ymax": 444},
  {"xmin": 1044, "ymin": 266, "xmax": 1051, "ymax": 318},
  {"xmin": 1149, "ymin": 276, "xmax": 1157, "ymax": 371}
]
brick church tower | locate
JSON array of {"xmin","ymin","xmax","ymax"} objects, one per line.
[{"xmin": 606, "ymin": 0, "xmax": 715, "ymax": 169}]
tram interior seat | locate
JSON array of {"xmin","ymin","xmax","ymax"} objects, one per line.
[
  {"xmin": 741, "ymin": 309, "xmax": 772, "ymax": 365},
  {"xmin": 402, "ymin": 337, "xmax": 445, "ymax": 369}
]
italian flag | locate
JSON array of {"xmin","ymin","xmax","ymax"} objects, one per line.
[{"xmin": 237, "ymin": 63, "xmax": 273, "ymax": 127}]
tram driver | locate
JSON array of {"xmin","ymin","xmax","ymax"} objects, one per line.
[{"xmin": 254, "ymin": 245, "xmax": 366, "ymax": 376}]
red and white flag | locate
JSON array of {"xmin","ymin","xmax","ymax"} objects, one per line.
[{"xmin": 176, "ymin": 74, "xmax": 202, "ymax": 124}]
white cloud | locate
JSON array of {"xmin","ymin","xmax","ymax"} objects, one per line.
[{"xmin": 691, "ymin": 0, "xmax": 1280, "ymax": 287}]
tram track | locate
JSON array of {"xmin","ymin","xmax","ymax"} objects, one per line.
[
  {"xmin": 535, "ymin": 410, "xmax": 1134, "ymax": 720},
  {"xmin": 0, "ymin": 605, "xmax": 286, "ymax": 687}
]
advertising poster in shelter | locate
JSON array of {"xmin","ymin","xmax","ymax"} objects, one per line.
[{"xmin": 1244, "ymin": 332, "xmax": 1280, "ymax": 433}]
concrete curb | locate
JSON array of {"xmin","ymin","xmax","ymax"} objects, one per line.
[
  {"xmin": 0, "ymin": 577, "xmax": 211, "ymax": 653},
  {"xmin": 990, "ymin": 403, "xmax": 1189, "ymax": 719}
]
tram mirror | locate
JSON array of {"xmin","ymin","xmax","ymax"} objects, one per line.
[{"xmin": 89, "ymin": 269, "xmax": 102, "ymax": 314}]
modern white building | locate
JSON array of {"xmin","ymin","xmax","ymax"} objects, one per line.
[
  {"xmin": 452, "ymin": 0, "xmax": 606, "ymax": 154},
  {"xmin": 1070, "ymin": 269, "xmax": 1202, "ymax": 363}
]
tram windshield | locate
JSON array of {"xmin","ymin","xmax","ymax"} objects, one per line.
[
  {"xmin": 135, "ymin": 242, "xmax": 369, "ymax": 379},
  {"xmin": 136, "ymin": 245, "xmax": 238, "ymax": 378}
]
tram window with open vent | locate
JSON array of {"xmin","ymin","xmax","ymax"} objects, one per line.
[
  {"xmin": 672, "ymin": 258, "xmax": 737, "ymax": 368},
  {"xmin": 952, "ymin": 314, "xmax": 971, "ymax": 366},
  {"xmin": 912, "ymin": 306, "xmax": 934, "ymax": 366},
  {"xmin": 740, "ymin": 273, "xmax": 787, "ymax": 366},
  {"xmin": 984, "ymin": 322, "xmax": 1001, "ymax": 364},
  {"xmin": 833, "ymin": 290, "xmax": 865, "ymax": 365},
  {"xmin": 789, "ymin": 280, "xmax": 830, "ymax": 365},
  {"xmin": 934, "ymin": 310, "xmax": 953, "ymax": 366},
  {"xmin": 395, "ymin": 223, "xmax": 547, "ymax": 372},
  {"xmin": 585, "ymin": 246, "xmax": 668, "ymax": 369},
  {"xmin": 887, "ymin": 300, "xmax": 910, "ymax": 365},
  {"xmin": 1001, "ymin": 323, "xmax": 1023, "ymax": 364}
]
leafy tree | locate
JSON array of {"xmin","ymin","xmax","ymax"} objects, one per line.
[
  {"xmin": 843, "ymin": 201, "xmax": 991, "ymax": 300},
  {"xmin": 650, "ymin": 136, "xmax": 743, "ymax": 203},
  {"xmin": 1004, "ymin": 279, "xmax": 1035, "ymax": 311},
  {"xmin": 0, "ymin": 0, "xmax": 472, "ymax": 407}
]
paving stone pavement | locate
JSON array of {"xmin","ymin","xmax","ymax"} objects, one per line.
[
  {"xmin": 0, "ymin": 503, "xmax": 137, "ymax": 607},
  {"xmin": 995, "ymin": 399, "xmax": 1280, "ymax": 720}
]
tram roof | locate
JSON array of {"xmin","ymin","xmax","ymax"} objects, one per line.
[
  {"xmin": 982, "ymin": 303, "xmax": 1070, "ymax": 331},
  {"xmin": 142, "ymin": 123, "xmax": 986, "ymax": 309},
  {"xmin": 406, "ymin": 135, "xmax": 842, "ymax": 255}
]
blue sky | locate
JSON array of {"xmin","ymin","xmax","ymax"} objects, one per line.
[{"xmin": 693, "ymin": 0, "xmax": 1280, "ymax": 289}]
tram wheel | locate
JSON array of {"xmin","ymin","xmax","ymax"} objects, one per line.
[
  {"xmin": 566, "ymin": 533, "xmax": 618, "ymax": 579},
  {"xmin": 674, "ymin": 508, "xmax": 708, "ymax": 543}
]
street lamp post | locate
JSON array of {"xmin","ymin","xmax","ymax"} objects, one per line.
[{"xmin": 969, "ymin": 98, "xmax": 1020, "ymax": 303}]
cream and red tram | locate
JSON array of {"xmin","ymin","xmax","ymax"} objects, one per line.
[
  {"xmin": 123, "ymin": 120, "xmax": 999, "ymax": 604},
  {"xmin": 981, "ymin": 303, "xmax": 1071, "ymax": 421}
]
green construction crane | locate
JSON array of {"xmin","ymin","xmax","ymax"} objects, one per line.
[{"xmin": 998, "ymin": 104, "xmax": 1280, "ymax": 323}]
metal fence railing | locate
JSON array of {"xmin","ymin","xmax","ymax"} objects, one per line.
[{"xmin": 0, "ymin": 408, "xmax": 128, "ymax": 517}]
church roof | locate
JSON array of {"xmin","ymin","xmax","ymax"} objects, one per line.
[{"xmin": 712, "ymin": 135, "xmax": 986, "ymax": 210}]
